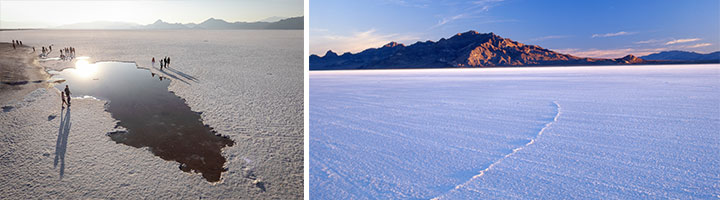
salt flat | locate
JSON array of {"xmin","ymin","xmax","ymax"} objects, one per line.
[
  {"xmin": 0, "ymin": 30, "xmax": 303, "ymax": 199},
  {"xmin": 310, "ymin": 65, "xmax": 720, "ymax": 199}
]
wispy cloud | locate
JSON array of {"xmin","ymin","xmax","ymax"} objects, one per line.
[
  {"xmin": 527, "ymin": 35, "xmax": 570, "ymax": 42},
  {"xmin": 310, "ymin": 29, "xmax": 420, "ymax": 55},
  {"xmin": 473, "ymin": 0, "xmax": 505, "ymax": 5},
  {"xmin": 665, "ymin": 38, "xmax": 701, "ymax": 45},
  {"xmin": 384, "ymin": 0, "xmax": 429, "ymax": 8},
  {"xmin": 591, "ymin": 31, "xmax": 635, "ymax": 38},
  {"xmin": 557, "ymin": 39, "xmax": 716, "ymax": 58},
  {"xmin": 634, "ymin": 38, "xmax": 707, "ymax": 47},
  {"xmin": 430, "ymin": 0, "xmax": 505, "ymax": 29},
  {"xmin": 310, "ymin": 28, "xmax": 329, "ymax": 32},
  {"xmin": 634, "ymin": 39, "xmax": 661, "ymax": 44},
  {"xmin": 431, "ymin": 14, "xmax": 465, "ymax": 29},
  {"xmin": 471, "ymin": 0, "xmax": 504, "ymax": 12},
  {"xmin": 686, "ymin": 43, "xmax": 712, "ymax": 48},
  {"xmin": 555, "ymin": 47, "xmax": 667, "ymax": 58}
]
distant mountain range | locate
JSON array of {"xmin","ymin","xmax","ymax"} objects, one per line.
[
  {"xmin": 258, "ymin": 16, "xmax": 286, "ymax": 23},
  {"xmin": 640, "ymin": 50, "xmax": 720, "ymax": 62},
  {"xmin": 54, "ymin": 16, "xmax": 303, "ymax": 30},
  {"xmin": 310, "ymin": 31, "xmax": 718, "ymax": 70}
]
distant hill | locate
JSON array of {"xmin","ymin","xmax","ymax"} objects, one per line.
[
  {"xmin": 144, "ymin": 19, "xmax": 189, "ymax": 29},
  {"xmin": 310, "ymin": 31, "xmax": 650, "ymax": 70},
  {"xmin": 258, "ymin": 16, "xmax": 286, "ymax": 23},
  {"xmin": 52, "ymin": 17, "xmax": 303, "ymax": 30},
  {"xmin": 265, "ymin": 17, "xmax": 304, "ymax": 29},
  {"xmin": 640, "ymin": 50, "xmax": 720, "ymax": 62},
  {"xmin": 186, "ymin": 16, "xmax": 303, "ymax": 30}
]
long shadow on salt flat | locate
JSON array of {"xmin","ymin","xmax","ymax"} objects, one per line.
[
  {"xmin": 150, "ymin": 65, "xmax": 190, "ymax": 84},
  {"xmin": 53, "ymin": 61, "xmax": 233, "ymax": 182},
  {"xmin": 164, "ymin": 66, "xmax": 199, "ymax": 82},
  {"xmin": 54, "ymin": 107, "xmax": 71, "ymax": 179},
  {"xmin": 150, "ymin": 63, "xmax": 199, "ymax": 85}
]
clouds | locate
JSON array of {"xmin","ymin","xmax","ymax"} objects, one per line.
[
  {"xmin": 527, "ymin": 35, "xmax": 570, "ymax": 42},
  {"xmin": 310, "ymin": 29, "xmax": 420, "ymax": 55},
  {"xmin": 555, "ymin": 48, "xmax": 667, "ymax": 58},
  {"xmin": 431, "ymin": 14, "xmax": 466, "ymax": 29},
  {"xmin": 555, "ymin": 37, "xmax": 714, "ymax": 58},
  {"xmin": 633, "ymin": 37, "xmax": 710, "ymax": 48},
  {"xmin": 665, "ymin": 38, "xmax": 701, "ymax": 45},
  {"xmin": 430, "ymin": 0, "xmax": 505, "ymax": 29},
  {"xmin": 686, "ymin": 43, "xmax": 712, "ymax": 48},
  {"xmin": 558, "ymin": 36, "xmax": 714, "ymax": 58},
  {"xmin": 473, "ymin": 0, "xmax": 505, "ymax": 4},
  {"xmin": 473, "ymin": 0, "xmax": 505, "ymax": 11},
  {"xmin": 633, "ymin": 39, "xmax": 661, "ymax": 44},
  {"xmin": 384, "ymin": 0, "xmax": 429, "ymax": 8},
  {"xmin": 591, "ymin": 31, "xmax": 635, "ymax": 38}
]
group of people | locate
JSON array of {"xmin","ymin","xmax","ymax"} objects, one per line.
[
  {"xmin": 152, "ymin": 56, "xmax": 171, "ymax": 70},
  {"xmin": 11, "ymin": 40, "xmax": 23, "ymax": 49},
  {"xmin": 40, "ymin": 46, "xmax": 53, "ymax": 58},
  {"xmin": 60, "ymin": 47, "xmax": 76, "ymax": 60},
  {"xmin": 61, "ymin": 85, "xmax": 71, "ymax": 109}
]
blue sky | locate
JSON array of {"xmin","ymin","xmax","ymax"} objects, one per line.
[
  {"xmin": 0, "ymin": 0, "xmax": 303, "ymax": 28},
  {"xmin": 310, "ymin": 0, "xmax": 719, "ymax": 58}
]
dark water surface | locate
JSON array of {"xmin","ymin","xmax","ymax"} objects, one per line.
[{"xmin": 53, "ymin": 60, "xmax": 234, "ymax": 182}]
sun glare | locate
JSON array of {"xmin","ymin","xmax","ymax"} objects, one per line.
[{"xmin": 73, "ymin": 60, "xmax": 97, "ymax": 78}]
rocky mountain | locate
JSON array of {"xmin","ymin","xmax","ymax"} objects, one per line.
[
  {"xmin": 310, "ymin": 31, "xmax": 652, "ymax": 70},
  {"xmin": 640, "ymin": 50, "xmax": 720, "ymax": 62}
]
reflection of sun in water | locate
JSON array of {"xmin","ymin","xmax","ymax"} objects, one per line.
[{"xmin": 73, "ymin": 60, "xmax": 97, "ymax": 78}]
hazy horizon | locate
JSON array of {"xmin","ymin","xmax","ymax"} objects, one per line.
[
  {"xmin": 0, "ymin": 0, "xmax": 303, "ymax": 29},
  {"xmin": 0, "ymin": 16, "xmax": 304, "ymax": 30}
]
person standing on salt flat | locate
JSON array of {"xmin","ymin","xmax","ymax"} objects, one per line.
[
  {"xmin": 61, "ymin": 91, "xmax": 68, "ymax": 109},
  {"xmin": 64, "ymin": 85, "xmax": 71, "ymax": 107}
]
